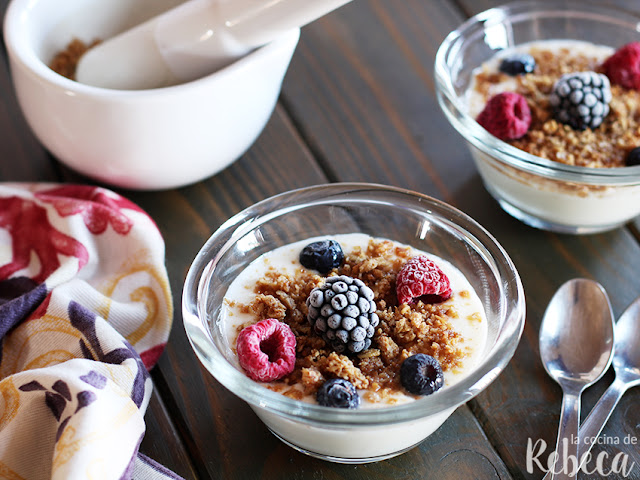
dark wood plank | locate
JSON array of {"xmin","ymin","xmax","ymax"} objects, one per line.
[
  {"xmin": 141, "ymin": 380, "xmax": 200, "ymax": 480},
  {"xmin": 280, "ymin": 1, "xmax": 640, "ymax": 479}
]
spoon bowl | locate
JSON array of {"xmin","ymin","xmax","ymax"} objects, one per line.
[
  {"xmin": 611, "ymin": 298, "xmax": 640, "ymax": 380},
  {"xmin": 540, "ymin": 278, "xmax": 615, "ymax": 479}
]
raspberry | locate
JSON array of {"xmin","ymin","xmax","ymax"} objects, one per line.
[
  {"xmin": 236, "ymin": 318, "xmax": 296, "ymax": 382},
  {"xmin": 400, "ymin": 354, "xmax": 444, "ymax": 396},
  {"xmin": 476, "ymin": 92, "xmax": 531, "ymax": 140},
  {"xmin": 316, "ymin": 378, "xmax": 360, "ymax": 409},
  {"xmin": 602, "ymin": 42, "xmax": 640, "ymax": 91},
  {"xmin": 396, "ymin": 256, "xmax": 452, "ymax": 305}
]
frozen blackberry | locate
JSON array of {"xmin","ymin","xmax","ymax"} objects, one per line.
[
  {"xmin": 400, "ymin": 354, "xmax": 444, "ymax": 396},
  {"xmin": 306, "ymin": 275, "xmax": 378, "ymax": 354},
  {"xmin": 549, "ymin": 71, "xmax": 612, "ymax": 130},
  {"xmin": 299, "ymin": 240, "xmax": 344, "ymax": 274},
  {"xmin": 499, "ymin": 53, "xmax": 536, "ymax": 76},
  {"xmin": 316, "ymin": 378, "xmax": 360, "ymax": 409}
]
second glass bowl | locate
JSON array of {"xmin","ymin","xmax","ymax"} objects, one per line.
[{"xmin": 435, "ymin": 0, "xmax": 640, "ymax": 234}]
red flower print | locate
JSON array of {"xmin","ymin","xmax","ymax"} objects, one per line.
[
  {"xmin": 0, "ymin": 197, "xmax": 89, "ymax": 283},
  {"xmin": 36, "ymin": 185, "xmax": 146, "ymax": 235}
]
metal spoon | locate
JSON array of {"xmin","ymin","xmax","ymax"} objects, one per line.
[
  {"xmin": 541, "ymin": 296, "xmax": 640, "ymax": 479},
  {"xmin": 539, "ymin": 279, "xmax": 615, "ymax": 480}
]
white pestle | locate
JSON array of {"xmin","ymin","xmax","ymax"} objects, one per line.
[{"xmin": 75, "ymin": 0, "xmax": 352, "ymax": 90}]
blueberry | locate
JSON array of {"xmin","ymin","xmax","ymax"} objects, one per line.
[
  {"xmin": 316, "ymin": 378, "xmax": 360, "ymax": 408},
  {"xmin": 627, "ymin": 147, "xmax": 640, "ymax": 166},
  {"xmin": 300, "ymin": 240, "xmax": 344, "ymax": 274},
  {"xmin": 400, "ymin": 354, "xmax": 444, "ymax": 396},
  {"xmin": 499, "ymin": 53, "xmax": 536, "ymax": 76}
]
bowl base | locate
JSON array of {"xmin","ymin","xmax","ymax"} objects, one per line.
[
  {"xmin": 267, "ymin": 428, "xmax": 422, "ymax": 464},
  {"xmin": 484, "ymin": 184, "xmax": 626, "ymax": 235}
]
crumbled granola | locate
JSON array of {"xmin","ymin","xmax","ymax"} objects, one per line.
[
  {"xmin": 474, "ymin": 46, "xmax": 640, "ymax": 168},
  {"xmin": 49, "ymin": 38, "xmax": 101, "ymax": 80},
  {"xmin": 232, "ymin": 239, "xmax": 469, "ymax": 404}
]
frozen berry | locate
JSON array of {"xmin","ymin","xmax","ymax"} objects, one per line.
[
  {"xmin": 236, "ymin": 318, "xmax": 296, "ymax": 382},
  {"xmin": 396, "ymin": 256, "xmax": 452, "ymax": 305},
  {"xmin": 627, "ymin": 147, "xmax": 640, "ymax": 166},
  {"xmin": 307, "ymin": 275, "xmax": 378, "ymax": 354},
  {"xmin": 400, "ymin": 354, "xmax": 444, "ymax": 396},
  {"xmin": 316, "ymin": 378, "xmax": 360, "ymax": 408},
  {"xmin": 299, "ymin": 240, "xmax": 344, "ymax": 274},
  {"xmin": 476, "ymin": 92, "xmax": 531, "ymax": 140},
  {"xmin": 499, "ymin": 53, "xmax": 536, "ymax": 76},
  {"xmin": 602, "ymin": 42, "xmax": 640, "ymax": 90},
  {"xmin": 549, "ymin": 71, "xmax": 611, "ymax": 130}
]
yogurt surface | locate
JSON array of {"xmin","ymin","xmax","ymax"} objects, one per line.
[
  {"xmin": 466, "ymin": 39, "xmax": 614, "ymax": 117},
  {"xmin": 220, "ymin": 233, "xmax": 488, "ymax": 407}
]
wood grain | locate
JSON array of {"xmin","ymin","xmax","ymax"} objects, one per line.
[{"xmin": 2, "ymin": 0, "xmax": 640, "ymax": 478}]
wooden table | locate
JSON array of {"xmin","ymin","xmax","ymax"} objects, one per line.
[{"xmin": 2, "ymin": 1, "xmax": 640, "ymax": 478}]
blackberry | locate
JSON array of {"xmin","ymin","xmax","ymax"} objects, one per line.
[
  {"xmin": 316, "ymin": 378, "xmax": 360, "ymax": 409},
  {"xmin": 400, "ymin": 354, "xmax": 444, "ymax": 396},
  {"xmin": 627, "ymin": 147, "xmax": 640, "ymax": 166},
  {"xmin": 306, "ymin": 275, "xmax": 378, "ymax": 354},
  {"xmin": 499, "ymin": 53, "xmax": 536, "ymax": 76},
  {"xmin": 299, "ymin": 240, "xmax": 344, "ymax": 274},
  {"xmin": 549, "ymin": 71, "xmax": 612, "ymax": 131}
]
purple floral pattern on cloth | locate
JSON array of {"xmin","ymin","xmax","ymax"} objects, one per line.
[
  {"xmin": 0, "ymin": 277, "xmax": 47, "ymax": 340},
  {"xmin": 18, "ymin": 380, "xmax": 46, "ymax": 392},
  {"xmin": 80, "ymin": 370, "xmax": 107, "ymax": 389},
  {"xmin": 69, "ymin": 300, "xmax": 149, "ymax": 408}
]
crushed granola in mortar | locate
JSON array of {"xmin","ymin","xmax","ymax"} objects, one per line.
[
  {"xmin": 473, "ymin": 46, "xmax": 640, "ymax": 168},
  {"xmin": 228, "ymin": 239, "xmax": 469, "ymax": 404},
  {"xmin": 49, "ymin": 38, "xmax": 101, "ymax": 80}
]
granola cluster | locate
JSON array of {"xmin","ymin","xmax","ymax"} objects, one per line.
[{"xmin": 228, "ymin": 239, "xmax": 470, "ymax": 404}]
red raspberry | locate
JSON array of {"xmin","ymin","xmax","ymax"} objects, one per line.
[
  {"xmin": 476, "ymin": 92, "xmax": 531, "ymax": 140},
  {"xmin": 236, "ymin": 319, "xmax": 296, "ymax": 382},
  {"xmin": 602, "ymin": 42, "xmax": 640, "ymax": 90},
  {"xmin": 396, "ymin": 256, "xmax": 452, "ymax": 305}
]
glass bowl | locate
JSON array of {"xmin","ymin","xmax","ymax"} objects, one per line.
[
  {"xmin": 435, "ymin": 0, "xmax": 640, "ymax": 234},
  {"xmin": 182, "ymin": 183, "xmax": 525, "ymax": 463}
]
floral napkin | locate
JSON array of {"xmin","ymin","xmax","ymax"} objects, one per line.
[{"xmin": 0, "ymin": 184, "xmax": 182, "ymax": 479}]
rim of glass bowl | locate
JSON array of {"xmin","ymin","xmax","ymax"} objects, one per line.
[
  {"xmin": 434, "ymin": 0, "xmax": 640, "ymax": 187},
  {"xmin": 182, "ymin": 183, "xmax": 525, "ymax": 426}
]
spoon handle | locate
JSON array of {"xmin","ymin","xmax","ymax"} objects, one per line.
[
  {"xmin": 577, "ymin": 377, "xmax": 627, "ymax": 461},
  {"xmin": 541, "ymin": 377, "xmax": 626, "ymax": 480},
  {"xmin": 551, "ymin": 388, "xmax": 582, "ymax": 480}
]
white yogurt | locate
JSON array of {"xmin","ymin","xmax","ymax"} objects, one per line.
[
  {"xmin": 221, "ymin": 233, "xmax": 488, "ymax": 407},
  {"xmin": 464, "ymin": 40, "xmax": 640, "ymax": 233},
  {"xmin": 216, "ymin": 234, "xmax": 491, "ymax": 461}
]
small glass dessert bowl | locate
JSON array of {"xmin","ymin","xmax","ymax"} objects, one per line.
[
  {"xmin": 435, "ymin": 0, "xmax": 640, "ymax": 234},
  {"xmin": 182, "ymin": 183, "xmax": 525, "ymax": 464}
]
